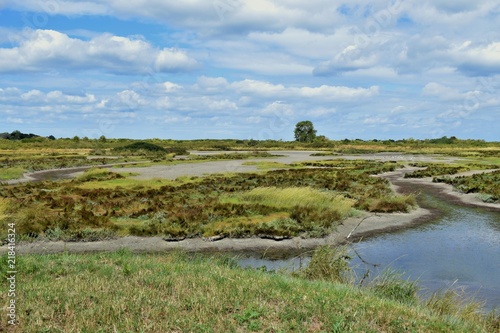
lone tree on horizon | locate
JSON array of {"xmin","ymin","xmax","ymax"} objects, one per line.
[{"xmin": 294, "ymin": 120, "xmax": 317, "ymax": 142}]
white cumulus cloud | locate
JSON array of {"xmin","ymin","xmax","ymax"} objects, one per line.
[{"xmin": 0, "ymin": 29, "xmax": 198, "ymax": 74}]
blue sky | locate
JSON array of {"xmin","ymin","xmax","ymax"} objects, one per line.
[{"xmin": 0, "ymin": 1, "xmax": 499, "ymax": 140}]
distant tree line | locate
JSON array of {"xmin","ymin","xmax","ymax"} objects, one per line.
[{"xmin": 0, "ymin": 130, "xmax": 55, "ymax": 140}]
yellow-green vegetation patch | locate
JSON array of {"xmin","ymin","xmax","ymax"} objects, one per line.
[
  {"xmin": 76, "ymin": 168, "xmax": 124, "ymax": 182},
  {"xmin": 112, "ymin": 161, "xmax": 154, "ymax": 168},
  {"xmin": 0, "ymin": 167, "xmax": 25, "ymax": 180},
  {"xmin": 242, "ymin": 161, "xmax": 296, "ymax": 169},
  {"xmin": 462, "ymin": 156, "xmax": 500, "ymax": 166},
  {"xmin": 1, "ymin": 250, "xmax": 496, "ymax": 332},
  {"xmin": 241, "ymin": 186, "xmax": 354, "ymax": 214},
  {"xmin": 310, "ymin": 151, "xmax": 342, "ymax": 156}
]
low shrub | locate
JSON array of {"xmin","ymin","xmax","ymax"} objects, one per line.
[{"xmin": 113, "ymin": 141, "xmax": 188, "ymax": 156}]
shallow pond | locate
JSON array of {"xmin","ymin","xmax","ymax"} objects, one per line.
[{"xmin": 238, "ymin": 190, "xmax": 500, "ymax": 311}]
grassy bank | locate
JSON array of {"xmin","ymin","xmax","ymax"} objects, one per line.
[{"xmin": 0, "ymin": 249, "xmax": 497, "ymax": 332}]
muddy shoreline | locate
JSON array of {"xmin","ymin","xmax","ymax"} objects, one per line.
[{"xmin": 1, "ymin": 167, "xmax": 497, "ymax": 255}]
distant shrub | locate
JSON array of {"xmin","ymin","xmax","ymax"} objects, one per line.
[
  {"xmin": 115, "ymin": 141, "xmax": 166, "ymax": 152},
  {"xmin": 113, "ymin": 141, "xmax": 188, "ymax": 155}
]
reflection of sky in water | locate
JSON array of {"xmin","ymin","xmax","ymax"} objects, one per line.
[
  {"xmin": 238, "ymin": 193, "xmax": 500, "ymax": 311},
  {"xmin": 349, "ymin": 197, "xmax": 499, "ymax": 311}
]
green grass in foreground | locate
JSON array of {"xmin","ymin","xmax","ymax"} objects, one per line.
[{"xmin": 0, "ymin": 249, "xmax": 497, "ymax": 332}]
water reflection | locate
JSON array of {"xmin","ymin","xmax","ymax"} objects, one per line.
[{"xmin": 237, "ymin": 192, "xmax": 500, "ymax": 311}]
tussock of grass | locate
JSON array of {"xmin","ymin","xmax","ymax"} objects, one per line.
[
  {"xmin": 362, "ymin": 194, "xmax": 417, "ymax": 213},
  {"xmin": 299, "ymin": 245, "xmax": 353, "ymax": 284},
  {"xmin": 425, "ymin": 288, "xmax": 490, "ymax": 322},
  {"xmin": 158, "ymin": 187, "xmax": 356, "ymax": 239},
  {"xmin": 370, "ymin": 269, "xmax": 419, "ymax": 305},
  {"xmin": 1, "ymin": 250, "xmax": 496, "ymax": 332}
]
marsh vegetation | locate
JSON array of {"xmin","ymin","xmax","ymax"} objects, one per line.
[{"xmin": 1, "ymin": 159, "xmax": 416, "ymax": 242}]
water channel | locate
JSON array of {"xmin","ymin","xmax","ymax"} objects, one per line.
[{"xmin": 238, "ymin": 188, "xmax": 500, "ymax": 312}]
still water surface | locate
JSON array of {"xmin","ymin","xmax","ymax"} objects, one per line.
[{"xmin": 238, "ymin": 191, "xmax": 500, "ymax": 311}]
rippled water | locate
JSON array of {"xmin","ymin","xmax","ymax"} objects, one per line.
[{"xmin": 238, "ymin": 192, "xmax": 500, "ymax": 311}]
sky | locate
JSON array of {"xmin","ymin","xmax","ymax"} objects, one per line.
[{"xmin": 0, "ymin": 1, "xmax": 499, "ymax": 141}]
